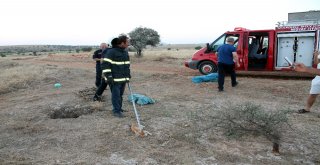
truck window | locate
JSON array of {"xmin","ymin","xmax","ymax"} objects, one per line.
[
  {"xmin": 210, "ymin": 34, "xmax": 239, "ymax": 51},
  {"xmin": 210, "ymin": 34, "xmax": 226, "ymax": 51},
  {"xmin": 260, "ymin": 37, "xmax": 269, "ymax": 54},
  {"xmin": 226, "ymin": 35, "xmax": 239, "ymax": 48}
]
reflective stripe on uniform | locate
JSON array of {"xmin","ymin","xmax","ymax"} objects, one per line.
[
  {"xmin": 113, "ymin": 78, "xmax": 130, "ymax": 82},
  {"xmin": 102, "ymin": 69, "xmax": 111, "ymax": 73},
  {"xmin": 103, "ymin": 58, "xmax": 130, "ymax": 65},
  {"xmin": 103, "ymin": 58, "xmax": 113, "ymax": 63}
]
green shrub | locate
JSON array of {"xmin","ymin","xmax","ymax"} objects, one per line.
[
  {"xmin": 195, "ymin": 46, "xmax": 202, "ymax": 50},
  {"xmin": 128, "ymin": 46, "xmax": 136, "ymax": 52},
  {"xmin": 81, "ymin": 47, "xmax": 92, "ymax": 52}
]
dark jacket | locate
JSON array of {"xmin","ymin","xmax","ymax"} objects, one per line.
[
  {"xmin": 93, "ymin": 49, "xmax": 103, "ymax": 65},
  {"xmin": 101, "ymin": 47, "xmax": 131, "ymax": 83}
]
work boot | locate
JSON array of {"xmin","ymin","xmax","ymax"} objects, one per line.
[
  {"xmin": 120, "ymin": 109, "xmax": 128, "ymax": 112},
  {"xmin": 113, "ymin": 112, "xmax": 124, "ymax": 118},
  {"xmin": 232, "ymin": 82, "xmax": 238, "ymax": 87},
  {"xmin": 92, "ymin": 94, "xmax": 102, "ymax": 102}
]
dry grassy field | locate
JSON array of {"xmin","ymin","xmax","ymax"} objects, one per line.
[{"xmin": 0, "ymin": 48, "xmax": 320, "ymax": 164}]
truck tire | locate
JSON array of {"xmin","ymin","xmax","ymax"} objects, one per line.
[{"xmin": 199, "ymin": 61, "xmax": 217, "ymax": 75}]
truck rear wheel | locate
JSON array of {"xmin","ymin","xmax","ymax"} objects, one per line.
[{"xmin": 199, "ymin": 61, "xmax": 217, "ymax": 75}]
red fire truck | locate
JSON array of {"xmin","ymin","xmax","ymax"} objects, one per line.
[{"xmin": 185, "ymin": 23, "xmax": 320, "ymax": 75}]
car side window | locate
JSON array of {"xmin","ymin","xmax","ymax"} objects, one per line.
[
  {"xmin": 211, "ymin": 34, "xmax": 226, "ymax": 51},
  {"xmin": 226, "ymin": 35, "xmax": 239, "ymax": 49}
]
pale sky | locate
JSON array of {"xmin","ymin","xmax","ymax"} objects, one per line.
[{"xmin": 0, "ymin": 0, "xmax": 319, "ymax": 45}]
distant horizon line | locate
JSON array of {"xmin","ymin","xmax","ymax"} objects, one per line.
[{"xmin": 0, "ymin": 43, "xmax": 207, "ymax": 47}]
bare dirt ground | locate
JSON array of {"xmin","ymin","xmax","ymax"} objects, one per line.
[{"xmin": 0, "ymin": 50, "xmax": 320, "ymax": 164}]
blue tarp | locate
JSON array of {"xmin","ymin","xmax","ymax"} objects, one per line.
[
  {"xmin": 128, "ymin": 93, "xmax": 155, "ymax": 105},
  {"xmin": 192, "ymin": 73, "xmax": 219, "ymax": 83}
]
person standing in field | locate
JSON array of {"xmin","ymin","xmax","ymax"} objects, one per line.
[
  {"xmin": 93, "ymin": 43, "xmax": 108, "ymax": 88},
  {"xmin": 216, "ymin": 37, "xmax": 240, "ymax": 92},
  {"xmin": 295, "ymin": 50, "xmax": 320, "ymax": 114},
  {"xmin": 93, "ymin": 38, "xmax": 118, "ymax": 101},
  {"xmin": 101, "ymin": 35, "xmax": 131, "ymax": 118}
]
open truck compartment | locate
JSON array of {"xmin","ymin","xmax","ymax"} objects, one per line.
[{"xmin": 185, "ymin": 11, "xmax": 320, "ymax": 75}]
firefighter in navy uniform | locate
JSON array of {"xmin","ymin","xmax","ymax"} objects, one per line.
[
  {"xmin": 101, "ymin": 35, "xmax": 131, "ymax": 118},
  {"xmin": 93, "ymin": 38, "xmax": 118, "ymax": 101},
  {"xmin": 93, "ymin": 43, "xmax": 108, "ymax": 88}
]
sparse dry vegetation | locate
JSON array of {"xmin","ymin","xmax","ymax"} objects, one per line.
[
  {"xmin": 211, "ymin": 102, "xmax": 291, "ymax": 154},
  {"xmin": 0, "ymin": 45, "xmax": 99, "ymax": 56},
  {"xmin": 0, "ymin": 48, "xmax": 320, "ymax": 164},
  {"xmin": 0, "ymin": 61, "xmax": 58, "ymax": 94}
]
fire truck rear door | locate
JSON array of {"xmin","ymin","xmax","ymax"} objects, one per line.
[
  {"xmin": 296, "ymin": 33, "xmax": 315, "ymax": 67},
  {"xmin": 276, "ymin": 32, "xmax": 315, "ymax": 67}
]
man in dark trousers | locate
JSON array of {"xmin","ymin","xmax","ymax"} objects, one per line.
[
  {"xmin": 93, "ymin": 38, "xmax": 118, "ymax": 101},
  {"xmin": 101, "ymin": 35, "xmax": 131, "ymax": 118},
  {"xmin": 93, "ymin": 43, "xmax": 108, "ymax": 88},
  {"xmin": 216, "ymin": 37, "xmax": 240, "ymax": 92}
]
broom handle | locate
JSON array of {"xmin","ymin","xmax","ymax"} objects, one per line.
[{"xmin": 127, "ymin": 82, "xmax": 142, "ymax": 128}]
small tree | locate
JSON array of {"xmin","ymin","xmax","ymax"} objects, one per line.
[{"xmin": 129, "ymin": 27, "xmax": 160, "ymax": 57}]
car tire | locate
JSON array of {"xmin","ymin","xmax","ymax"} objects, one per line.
[{"xmin": 199, "ymin": 61, "xmax": 217, "ymax": 75}]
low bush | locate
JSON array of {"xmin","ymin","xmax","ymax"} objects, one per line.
[
  {"xmin": 195, "ymin": 46, "xmax": 202, "ymax": 50},
  {"xmin": 81, "ymin": 47, "xmax": 92, "ymax": 52},
  {"xmin": 211, "ymin": 102, "xmax": 291, "ymax": 154},
  {"xmin": 128, "ymin": 46, "xmax": 136, "ymax": 52}
]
